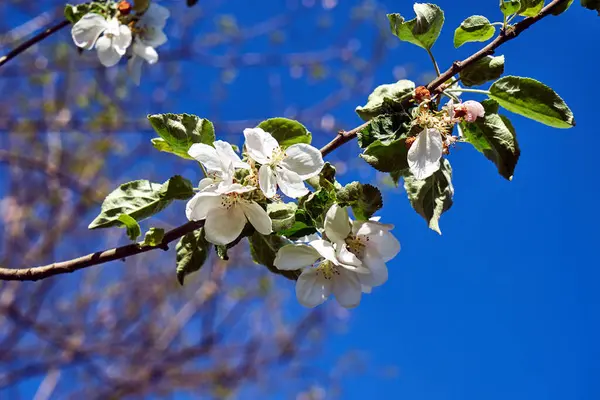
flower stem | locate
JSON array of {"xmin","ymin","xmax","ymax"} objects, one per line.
[
  {"xmin": 444, "ymin": 88, "xmax": 490, "ymax": 95},
  {"xmin": 427, "ymin": 48, "xmax": 441, "ymax": 77}
]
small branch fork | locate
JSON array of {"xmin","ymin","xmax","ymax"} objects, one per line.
[{"xmin": 0, "ymin": 0, "xmax": 570, "ymax": 281}]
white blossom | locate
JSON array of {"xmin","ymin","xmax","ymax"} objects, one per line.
[
  {"xmin": 72, "ymin": 14, "xmax": 132, "ymax": 67},
  {"xmin": 188, "ymin": 140, "xmax": 249, "ymax": 185},
  {"xmin": 128, "ymin": 3, "xmax": 170, "ymax": 85},
  {"xmin": 407, "ymin": 128, "xmax": 443, "ymax": 180},
  {"xmin": 186, "ymin": 181, "xmax": 272, "ymax": 246},
  {"xmin": 243, "ymin": 128, "xmax": 324, "ymax": 199}
]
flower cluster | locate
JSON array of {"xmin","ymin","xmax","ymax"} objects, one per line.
[{"xmin": 70, "ymin": 1, "xmax": 169, "ymax": 84}]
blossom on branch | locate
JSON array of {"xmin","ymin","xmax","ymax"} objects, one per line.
[
  {"xmin": 71, "ymin": 14, "xmax": 132, "ymax": 67},
  {"xmin": 243, "ymin": 128, "xmax": 324, "ymax": 199},
  {"xmin": 407, "ymin": 128, "xmax": 443, "ymax": 180},
  {"xmin": 188, "ymin": 141, "xmax": 249, "ymax": 184}
]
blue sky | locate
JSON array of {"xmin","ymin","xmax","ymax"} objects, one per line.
[{"xmin": 2, "ymin": 0, "xmax": 599, "ymax": 398}]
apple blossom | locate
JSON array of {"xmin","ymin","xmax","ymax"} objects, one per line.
[
  {"xmin": 407, "ymin": 128, "xmax": 443, "ymax": 180},
  {"xmin": 243, "ymin": 128, "xmax": 324, "ymax": 199},
  {"xmin": 71, "ymin": 14, "xmax": 132, "ymax": 67},
  {"xmin": 188, "ymin": 140, "xmax": 249, "ymax": 184}
]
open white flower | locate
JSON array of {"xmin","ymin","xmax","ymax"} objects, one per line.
[
  {"xmin": 243, "ymin": 128, "xmax": 324, "ymax": 199},
  {"xmin": 324, "ymin": 204, "xmax": 400, "ymax": 292},
  {"xmin": 274, "ymin": 239, "xmax": 369, "ymax": 308},
  {"xmin": 72, "ymin": 14, "xmax": 132, "ymax": 67},
  {"xmin": 128, "ymin": 3, "xmax": 170, "ymax": 85},
  {"xmin": 186, "ymin": 182, "xmax": 272, "ymax": 245},
  {"xmin": 407, "ymin": 128, "xmax": 443, "ymax": 180},
  {"xmin": 188, "ymin": 141, "xmax": 249, "ymax": 184}
]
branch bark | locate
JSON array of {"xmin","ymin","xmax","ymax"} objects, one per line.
[{"xmin": 0, "ymin": 0, "xmax": 571, "ymax": 281}]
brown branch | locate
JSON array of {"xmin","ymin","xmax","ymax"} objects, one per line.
[
  {"xmin": 0, "ymin": 0, "xmax": 571, "ymax": 282},
  {"xmin": 319, "ymin": 0, "xmax": 570, "ymax": 156},
  {"xmin": 0, "ymin": 19, "xmax": 69, "ymax": 68}
]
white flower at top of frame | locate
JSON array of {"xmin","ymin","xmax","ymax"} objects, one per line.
[
  {"xmin": 128, "ymin": 3, "xmax": 170, "ymax": 85},
  {"xmin": 185, "ymin": 180, "xmax": 271, "ymax": 246},
  {"xmin": 243, "ymin": 127, "xmax": 324, "ymax": 199},
  {"xmin": 71, "ymin": 14, "xmax": 132, "ymax": 67},
  {"xmin": 188, "ymin": 140, "xmax": 250, "ymax": 185},
  {"xmin": 407, "ymin": 128, "xmax": 443, "ymax": 180}
]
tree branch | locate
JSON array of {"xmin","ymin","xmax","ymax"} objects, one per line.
[
  {"xmin": 0, "ymin": 19, "xmax": 69, "ymax": 68},
  {"xmin": 319, "ymin": 0, "xmax": 570, "ymax": 155},
  {"xmin": 0, "ymin": 0, "xmax": 571, "ymax": 281}
]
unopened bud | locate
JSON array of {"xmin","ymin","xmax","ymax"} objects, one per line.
[
  {"xmin": 414, "ymin": 86, "xmax": 431, "ymax": 103},
  {"xmin": 118, "ymin": 1, "xmax": 132, "ymax": 15}
]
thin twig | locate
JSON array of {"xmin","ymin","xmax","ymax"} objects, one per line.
[
  {"xmin": 0, "ymin": 0, "xmax": 571, "ymax": 282},
  {"xmin": 0, "ymin": 19, "xmax": 69, "ymax": 68}
]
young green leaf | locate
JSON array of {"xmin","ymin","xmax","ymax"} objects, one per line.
[
  {"xmin": 453, "ymin": 16, "xmax": 496, "ymax": 48},
  {"xmin": 302, "ymin": 188, "xmax": 336, "ymax": 227},
  {"xmin": 148, "ymin": 113, "xmax": 215, "ymax": 160},
  {"xmin": 358, "ymin": 112, "xmax": 412, "ymax": 148},
  {"xmin": 489, "ymin": 76, "xmax": 575, "ymax": 128},
  {"xmin": 355, "ymin": 80, "xmax": 415, "ymax": 121},
  {"xmin": 176, "ymin": 229, "xmax": 210, "ymax": 285},
  {"xmin": 89, "ymin": 176, "xmax": 194, "ymax": 229},
  {"xmin": 500, "ymin": 0, "xmax": 521, "ymax": 15},
  {"xmin": 403, "ymin": 158, "xmax": 454, "ymax": 234},
  {"xmin": 361, "ymin": 137, "xmax": 410, "ymax": 172},
  {"xmin": 248, "ymin": 233, "xmax": 299, "ymax": 280},
  {"xmin": 459, "ymin": 55, "xmax": 505, "ymax": 87},
  {"xmin": 581, "ymin": 0, "xmax": 600, "ymax": 14},
  {"xmin": 258, "ymin": 118, "xmax": 311, "ymax": 148},
  {"xmin": 64, "ymin": 4, "xmax": 92, "ymax": 24},
  {"xmin": 267, "ymin": 202, "xmax": 298, "ymax": 233},
  {"xmin": 387, "ymin": 3, "xmax": 445, "ymax": 51},
  {"xmin": 118, "ymin": 214, "xmax": 141, "ymax": 241},
  {"xmin": 140, "ymin": 227, "xmax": 165, "ymax": 247},
  {"xmin": 461, "ymin": 99, "xmax": 521, "ymax": 180},
  {"xmin": 336, "ymin": 182, "xmax": 383, "ymax": 220},
  {"xmin": 278, "ymin": 209, "xmax": 317, "ymax": 240},
  {"xmin": 518, "ymin": 0, "xmax": 545, "ymax": 16}
]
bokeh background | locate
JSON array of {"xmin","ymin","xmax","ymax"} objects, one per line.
[{"xmin": 0, "ymin": 0, "xmax": 598, "ymax": 399}]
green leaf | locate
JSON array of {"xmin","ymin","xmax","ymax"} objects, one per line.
[
  {"xmin": 387, "ymin": 3, "xmax": 445, "ymax": 50},
  {"xmin": 403, "ymin": 158, "xmax": 453, "ymax": 234},
  {"xmin": 302, "ymin": 188, "xmax": 336, "ymax": 227},
  {"xmin": 459, "ymin": 55, "xmax": 505, "ymax": 87},
  {"xmin": 140, "ymin": 227, "xmax": 165, "ymax": 247},
  {"xmin": 518, "ymin": 0, "xmax": 545, "ymax": 16},
  {"xmin": 361, "ymin": 137, "xmax": 410, "ymax": 173},
  {"xmin": 248, "ymin": 233, "xmax": 299, "ymax": 280},
  {"xmin": 176, "ymin": 229, "xmax": 210, "ymax": 285},
  {"xmin": 258, "ymin": 118, "xmax": 311, "ymax": 148},
  {"xmin": 64, "ymin": 4, "xmax": 92, "ymax": 24},
  {"xmin": 500, "ymin": 0, "xmax": 521, "ymax": 15},
  {"xmin": 148, "ymin": 113, "xmax": 215, "ymax": 160},
  {"xmin": 356, "ymin": 80, "xmax": 415, "ymax": 121},
  {"xmin": 461, "ymin": 99, "xmax": 521, "ymax": 180},
  {"xmin": 89, "ymin": 176, "xmax": 194, "ymax": 229},
  {"xmin": 551, "ymin": 0, "xmax": 573, "ymax": 14},
  {"xmin": 278, "ymin": 209, "xmax": 318, "ymax": 240},
  {"xmin": 358, "ymin": 112, "xmax": 412, "ymax": 148},
  {"xmin": 133, "ymin": 0, "xmax": 150, "ymax": 12},
  {"xmin": 267, "ymin": 202, "xmax": 298, "ymax": 233},
  {"xmin": 453, "ymin": 16, "xmax": 495, "ymax": 48},
  {"xmin": 336, "ymin": 182, "xmax": 383, "ymax": 220},
  {"xmin": 306, "ymin": 162, "xmax": 338, "ymax": 192},
  {"xmin": 117, "ymin": 214, "xmax": 141, "ymax": 241},
  {"xmin": 489, "ymin": 76, "xmax": 575, "ymax": 128},
  {"xmin": 581, "ymin": 0, "xmax": 600, "ymax": 14}
]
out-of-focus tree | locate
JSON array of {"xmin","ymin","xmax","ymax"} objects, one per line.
[{"xmin": 0, "ymin": 0, "xmax": 391, "ymax": 397}]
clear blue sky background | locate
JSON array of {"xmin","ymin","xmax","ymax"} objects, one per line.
[{"xmin": 4, "ymin": 0, "xmax": 599, "ymax": 398}]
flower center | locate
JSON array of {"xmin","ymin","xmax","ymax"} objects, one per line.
[
  {"xmin": 270, "ymin": 147, "xmax": 285, "ymax": 165},
  {"xmin": 315, "ymin": 260, "xmax": 339, "ymax": 280},
  {"xmin": 345, "ymin": 235, "xmax": 368, "ymax": 259},
  {"xmin": 220, "ymin": 193, "xmax": 240, "ymax": 210}
]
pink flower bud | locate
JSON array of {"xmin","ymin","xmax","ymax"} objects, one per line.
[{"xmin": 462, "ymin": 100, "xmax": 485, "ymax": 122}]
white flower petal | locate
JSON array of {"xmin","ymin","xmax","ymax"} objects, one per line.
[
  {"xmin": 133, "ymin": 39, "xmax": 158, "ymax": 64},
  {"xmin": 358, "ymin": 251, "xmax": 388, "ymax": 288},
  {"xmin": 114, "ymin": 24, "xmax": 132, "ymax": 54},
  {"xmin": 127, "ymin": 55, "xmax": 143, "ymax": 86},
  {"xmin": 240, "ymin": 201, "xmax": 272, "ymax": 235},
  {"xmin": 95, "ymin": 36, "xmax": 121, "ymax": 67},
  {"xmin": 308, "ymin": 240, "xmax": 338, "ymax": 264},
  {"xmin": 71, "ymin": 13, "xmax": 107, "ymax": 50},
  {"xmin": 296, "ymin": 268, "xmax": 331, "ymax": 308},
  {"xmin": 275, "ymin": 167, "xmax": 308, "ymax": 198},
  {"xmin": 185, "ymin": 191, "xmax": 221, "ymax": 221},
  {"xmin": 187, "ymin": 143, "xmax": 221, "ymax": 171},
  {"xmin": 407, "ymin": 128, "xmax": 443, "ymax": 180},
  {"xmin": 324, "ymin": 204, "xmax": 351, "ymax": 244},
  {"xmin": 144, "ymin": 3, "xmax": 170, "ymax": 26},
  {"xmin": 259, "ymin": 164, "xmax": 277, "ymax": 198},
  {"xmin": 336, "ymin": 244, "xmax": 368, "ymax": 274},
  {"xmin": 332, "ymin": 268, "xmax": 362, "ymax": 308},
  {"xmin": 355, "ymin": 222, "xmax": 401, "ymax": 262},
  {"xmin": 214, "ymin": 140, "xmax": 250, "ymax": 170},
  {"xmin": 243, "ymin": 128, "xmax": 279, "ymax": 164},
  {"xmin": 144, "ymin": 29, "xmax": 168, "ymax": 48},
  {"xmin": 204, "ymin": 205, "xmax": 246, "ymax": 245},
  {"xmin": 274, "ymin": 244, "xmax": 321, "ymax": 270},
  {"xmin": 220, "ymin": 183, "xmax": 255, "ymax": 195},
  {"xmin": 198, "ymin": 178, "xmax": 216, "ymax": 191},
  {"xmin": 280, "ymin": 144, "xmax": 324, "ymax": 179}
]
